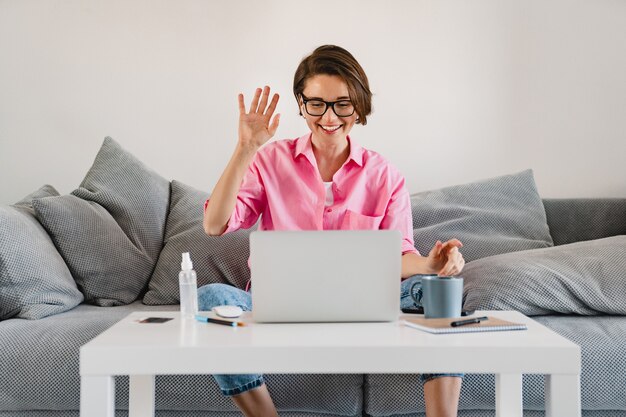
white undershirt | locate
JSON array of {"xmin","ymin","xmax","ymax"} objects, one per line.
[{"xmin": 323, "ymin": 182, "xmax": 334, "ymax": 206}]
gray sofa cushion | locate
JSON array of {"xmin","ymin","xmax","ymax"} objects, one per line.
[
  {"xmin": 32, "ymin": 195, "xmax": 154, "ymax": 306},
  {"xmin": 32, "ymin": 137, "xmax": 170, "ymax": 305},
  {"xmin": 71, "ymin": 136, "xmax": 170, "ymax": 277},
  {"xmin": 0, "ymin": 186, "xmax": 83, "ymax": 320},
  {"xmin": 0, "ymin": 411, "xmax": 620, "ymax": 417},
  {"xmin": 143, "ymin": 180, "xmax": 252, "ymax": 305},
  {"xmin": 13, "ymin": 184, "xmax": 58, "ymax": 208},
  {"xmin": 0, "ymin": 302, "xmax": 363, "ymax": 416},
  {"xmin": 0, "ymin": 302, "xmax": 176, "ymax": 411},
  {"xmin": 543, "ymin": 198, "xmax": 626, "ymax": 245},
  {"xmin": 462, "ymin": 235, "xmax": 626, "ymax": 315},
  {"xmin": 411, "ymin": 170, "xmax": 553, "ymax": 262},
  {"xmin": 365, "ymin": 315, "xmax": 626, "ymax": 415}
]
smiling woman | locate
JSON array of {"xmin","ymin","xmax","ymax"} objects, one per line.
[
  {"xmin": 199, "ymin": 44, "xmax": 465, "ymax": 417},
  {"xmin": 293, "ymin": 45, "xmax": 372, "ymax": 125},
  {"xmin": 298, "ymin": 74, "xmax": 360, "ymax": 151}
]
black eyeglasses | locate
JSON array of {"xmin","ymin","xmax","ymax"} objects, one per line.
[{"xmin": 301, "ymin": 95, "xmax": 355, "ymax": 117}]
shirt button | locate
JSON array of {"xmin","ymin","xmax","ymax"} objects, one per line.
[{"xmin": 326, "ymin": 208, "xmax": 332, "ymax": 212}]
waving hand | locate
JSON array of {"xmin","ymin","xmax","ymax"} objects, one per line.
[{"xmin": 238, "ymin": 86, "xmax": 280, "ymax": 151}]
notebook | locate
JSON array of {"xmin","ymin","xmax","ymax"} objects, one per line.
[
  {"xmin": 250, "ymin": 230, "xmax": 401, "ymax": 323},
  {"xmin": 403, "ymin": 316, "xmax": 527, "ymax": 334}
]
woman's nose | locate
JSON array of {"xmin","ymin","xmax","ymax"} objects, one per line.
[{"xmin": 321, "ymin": 106, "xmax": 339, "ymax": 123}]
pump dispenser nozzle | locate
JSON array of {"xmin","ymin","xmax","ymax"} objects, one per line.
[{"xmin": 181, "ymin": 252, "xmax": 193, "ymax": 271}]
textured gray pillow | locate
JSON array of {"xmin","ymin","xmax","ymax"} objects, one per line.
[
  {"xmin": 33, "ymin": 195, "xmax": 154, "ymax": 306},
  {"xmin": 143, "ymin": 180, "xmax": 252, "ymax": 305},
  {"xmin": 463, "ymin": 236, "xmax": 626, "ymax": 316},
  {"xmin": 71, "ymin": 137, "xmax": 170, "ymax": 270},
  {"xmin": 13, "ymin": 184, "xmax": 59, "ymax": 209},
  {"xmin": 32, "ymin": 137, "xmax": 170, "ymax": 306},
  {"xmin": 0, "ymin": 186, "xmax": 83, "ymax": 320},
  {"xmin": 411, "ymin": 170, "xmax": 553, "ymax": 262}
]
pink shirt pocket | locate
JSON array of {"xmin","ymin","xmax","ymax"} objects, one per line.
[{"xmin": 340, "ymin": 209, "xmax": 384, "ymax": 230}]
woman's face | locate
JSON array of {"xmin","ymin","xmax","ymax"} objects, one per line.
[{"xmin": 300, "ymin": 74, "xmax": 359, "ymax": 143}]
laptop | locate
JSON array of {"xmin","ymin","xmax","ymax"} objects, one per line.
[{"xmin": 250, "ymin": 230, "xmax": 401, "ymax": 323}]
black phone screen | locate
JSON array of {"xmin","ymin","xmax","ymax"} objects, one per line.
[{"xmin": 139, "ymin": 317, "xmax": 173, "ymax": 324}]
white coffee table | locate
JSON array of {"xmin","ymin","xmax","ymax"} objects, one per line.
[{"xmin": 80, "ymin": 310, "xmax": 580, "ymax": 417}]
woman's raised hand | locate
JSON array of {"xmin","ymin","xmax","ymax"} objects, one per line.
[{"xmin": 238, "ymin": 86, "xmax": 280, "ymax": 151}]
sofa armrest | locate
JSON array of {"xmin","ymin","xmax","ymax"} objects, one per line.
[{"xmin": 543, "ymin": 198, "xmax": 626, "ymax": 245}]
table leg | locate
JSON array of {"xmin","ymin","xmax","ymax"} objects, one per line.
[
  {"xmin": 80, "ymin": 375, "xmax": 115, "ymax": 417},
  {"xmin": 129, "ymin": 374, "xmax": 156, "ymax": 417},
  {"xmin": 545, "ymin": 374, "xmax": 581, "ymax": 417},
  {"xmin": 495, "ymin": 373, "xmax": 522, "ymax": 417}
]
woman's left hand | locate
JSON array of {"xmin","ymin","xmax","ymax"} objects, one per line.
[{"xmin": 426, "ymin": 239, "xmax": 465, "ymax": 276}]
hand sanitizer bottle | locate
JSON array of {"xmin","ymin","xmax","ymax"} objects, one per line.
[{"xmin": 179, "ymin": 252, "xmax": 198, "ymax": 319}]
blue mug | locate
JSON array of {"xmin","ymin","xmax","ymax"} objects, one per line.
[{"xmin": 410, "ymin": 275, "xmax": 463, "ymax": 318}]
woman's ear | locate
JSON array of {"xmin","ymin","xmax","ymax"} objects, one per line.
[
  {"xmin": 298, "ymin": 99, "xmax": 306, "ymax": 117},
  {"xmin": 298, "ymin": 99, "xmax": 306, "ymax": 119}
]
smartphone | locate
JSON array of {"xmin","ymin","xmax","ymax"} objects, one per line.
[
  {"xmin": 401, "ymin": 308, "xmax": 475, "ymax": 316},
  {"xmin": 138, "ymin": 317, "xmax": 173, "ymax": 324}
]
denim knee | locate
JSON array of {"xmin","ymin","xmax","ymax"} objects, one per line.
[
  {"xmin": 422, "ymin": 373, "xmax": 465, "ymax": 383},
  {"xmin": 213, "ymin": 374, "xmax": 264, "ymax": 396},
  {"xmin": 402, "ymin": 278, "xmax": 463, "ymax": 382},
  {"xmin": 198, "ymin": 284, "xmax": 260, "ymax": 395},
  {"xmin": 401, "ymin": 275, "xmax": 423, "ymax": 309},
  {"xmin": 197, "ymin": 283, "xmax": 252, "ymax": 312}
]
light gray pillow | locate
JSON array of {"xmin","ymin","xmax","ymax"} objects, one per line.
[
  {"xmin": 33, "ymin": 195, "xmax": 153, "ymax": 306},
  {"xmin": 143, "ymin": 180, "xmax": 252, "ymax": 305},
  {"xmin": 0, "ymin": 186, "xmax": 83, "ymax": 320},
  {"xmin": 411, "ymin": 170, "xmax": 553, "ymax": 262},
  {"xmin": 71, "ymin": 137, "xmax": 170, "ymax": 270},
  {"xmin": 32, "ymin": 137, "xmax": 170, "ymax": 306},
  {"xmin": 462, "ymin": 236, "xmax": 626, "ymax": 316},
  {"xmin": 13, "ymin": 184, "xmax": 59, "ymax": 209}
]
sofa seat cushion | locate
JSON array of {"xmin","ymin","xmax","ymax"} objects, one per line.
[
  {"xmin": 0, "ymin": 413, "xmax": 361, "ymax": 417},
  {"xmin": 364, "ymin": 315, "xmax": 626, "ymax": 415},
  {"xmin": 463, "ymin": 236, "xmax": 626, "ymax": 315},
  {"xmin": 0, "ymin": 302, "xmax": 362, "ymax": 416},
  {"xmin": 533, "ymin": 315, "xmax": 626, "ymax": 411},
  {"xmin": 0, "ymin": 302, "xmax": 168, "ymax": 411},
  {"xmin": 0, "ymin": 411, "xmax": 622, "ymax": 417}
]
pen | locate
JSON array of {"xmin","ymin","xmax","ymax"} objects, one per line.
[
  {"xmin": 450, "ymin": 316, "xmax": 489, "ymax": 327},
  {"xmin": 194, "ymin": 315, "xmax": 245, "ymax": 327}
]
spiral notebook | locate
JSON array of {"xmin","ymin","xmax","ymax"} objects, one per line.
[{"xmin": 403, "ymin": 316, "xmax": 527, "ymax": 334}]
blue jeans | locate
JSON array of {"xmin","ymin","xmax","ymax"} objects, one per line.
[
  {"xmin": 401, "ymin": 275, "xmax": 465, "ymax": 383},
  {"xmin": 197, "ymin": 283, "xmax": 262, "ymax": 396},
  {"xmin": 198, "ymin": 278, "xmax": 462, "ymax": 396}
]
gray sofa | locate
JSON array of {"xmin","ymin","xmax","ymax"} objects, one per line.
[{"xmin": 1, "ymin": 137, "xmax": 625, "ymax": 416}]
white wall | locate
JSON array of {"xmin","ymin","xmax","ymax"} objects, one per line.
[{"xmin": 1, "ymin": 0, "xmax": 625, "ymax": 205}]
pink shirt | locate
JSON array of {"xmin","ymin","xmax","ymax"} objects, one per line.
[{"xmin": 209, "ymin": 133, "xmax": 418, "ymax": 255}]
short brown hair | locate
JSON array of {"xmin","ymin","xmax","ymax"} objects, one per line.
[{"xmin": 293, "ymin": 45, "xmax": 372, "ymax": 125}]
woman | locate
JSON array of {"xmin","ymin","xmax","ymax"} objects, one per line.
[{"xmin": 201, "ymin": 45, "xmax": 465, "ymax": 417}]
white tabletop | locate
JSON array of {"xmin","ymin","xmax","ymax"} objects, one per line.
[
  {"xmin": 80, "ymin": 310, "xmax": 580, "ymax": 376},
  {"xmin": 80, "ymin": 310, "xmax": 582, "ymax": 417}
]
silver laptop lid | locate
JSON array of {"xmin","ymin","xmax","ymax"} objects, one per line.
[{"xmin": 250, "ymin": 230, "xmax": 401, "ymax": 323}]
